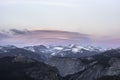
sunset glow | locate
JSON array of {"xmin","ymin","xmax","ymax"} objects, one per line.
[{"xmin": 0, "ymin": 0, "xmax": 120, "ymax": 47}]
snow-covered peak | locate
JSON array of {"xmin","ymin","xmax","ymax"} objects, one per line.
[
  {"xmin": 76, "ymin": 46, "xmax": 84, "ymax": 49},
  {"xmin": 51, "ymin": 45, "xmax": 106, "ymax": 54},
  {"xmin": 24, "ymin": 46, "xmax": 35, "ymax": 52},
  {"xmin": 83, "ymin": 45, "xmax": 105, "ymax": 52},
  {"xmin": 22, "ymin": 44, "xmax": 108, "ymax": 58},
  {"xmin": 83, "ymin": 46, "xmax": 97, "ymax": 51},
  {"xmin": 53, "ymin": 47, "xmax": 64, "ymax": 50},
  {"xmin": 72, "ymin": 48, "xmax": 80, "ymax": 53}
]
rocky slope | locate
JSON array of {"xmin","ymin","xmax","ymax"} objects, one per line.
[
  {"xmin": 63, "ymin": 49, "xmax": 120, "ymax": 80},
  {"xmin": 46, "ymin": 57, "xmax": 86, "ymax": 76},
  {"xmin": 0, "ymin": 46, "xmax": 45, "ymax": 61},
  {"xmin": 0, "ymin": 56, "xmax": 62, "ymax": 80}
]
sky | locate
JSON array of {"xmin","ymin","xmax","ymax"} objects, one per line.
[{"xmin": 0, "ymin": 0, "xmax": 120, "ymax": 47}]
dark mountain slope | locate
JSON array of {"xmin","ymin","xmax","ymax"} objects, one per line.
[
  {"xmin": 63, "ymin": 49, "xmax": 120, "ymax": 80},
  {"xmin": 0, "ymin": 48, "xmax": 46, "ymax": 61},
  {"xmin": 0, "ymin": 56, "xmax": 62, "ymax": 80}
]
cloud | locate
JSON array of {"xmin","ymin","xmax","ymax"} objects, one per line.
[
  {"xmin": 10, "ymin": 29, "xmax": 30, "ymax": 35},
  {"xmin": 0, "ymin": 32, "xmax": 10, "ymax": 39},
  {"xmin": 0, "ymin": 29, "xmax": 92, "ymax": 46},
  {"xmin": 0, "ymin": 29, "xmax": 119, "ymax": 48}
]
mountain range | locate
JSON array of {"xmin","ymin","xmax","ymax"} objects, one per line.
[{"xmin": 0, "ymin": 45, "xmax": 120, "ymax": 80}]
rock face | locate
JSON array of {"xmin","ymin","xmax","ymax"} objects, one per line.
[
  {"xmin": 106, "ymin": 58, "xmax": 120, "ymax": 75},
  {"xmin": 97, "ymin": 75, "xmax": 120, "ymax": 80},
  {"xmin": 46, "ymin": 57, "xmax": 86, "ymax": 76},
  {"xmin": 0, "ymin": 56, "xmax": 62, "ymax": 80},
  {"xmin": 63, "ymin": 49, "xmax": 120, "ymax": 80},
  {"xmin": 46, "ymin": 56, "xmax": 99, "ymax": 77}
]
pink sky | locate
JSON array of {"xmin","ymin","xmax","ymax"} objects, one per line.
[{"xmin": 0, "ymin": 29, "xmax": 119, "ymax": 48}]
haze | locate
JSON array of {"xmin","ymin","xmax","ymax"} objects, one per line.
[{"xmin": 0, "ymin": 0, "xmax": 120, "ymax": 47}]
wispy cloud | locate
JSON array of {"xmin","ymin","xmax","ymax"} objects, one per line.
[
  {"xmin": 10, "ymin": 29, "xmax": 30, "ymax": 35},
  {"xmin": 0, "ymin": 29, "xmax": 92, "ymax": 46},
  {"xmin": 0, "ymin": 29, "xmax": 119, "ymax": 48}
]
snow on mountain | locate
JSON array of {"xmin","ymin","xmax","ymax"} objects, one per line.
[
  {"xmin": 72, "ymin": 48, "xmax": 80, "ymax": 53},
  {"xmin": 53, "ymin": 47, "xmax": 64, "ymax": 50},
  {"xmin": 24, "ymin": 45, "xmax": 48, "ymax": 53},
  {"xmin": 24, "ymin": 46, "xmax": 35, "ymax": 52},
  {"xmin": 23, "ymin": 44, "xmax": 107, "ymax": 58},
  {"xmin": 0, "ymin": 44, "xmax": 107, "ymax": 58}
]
